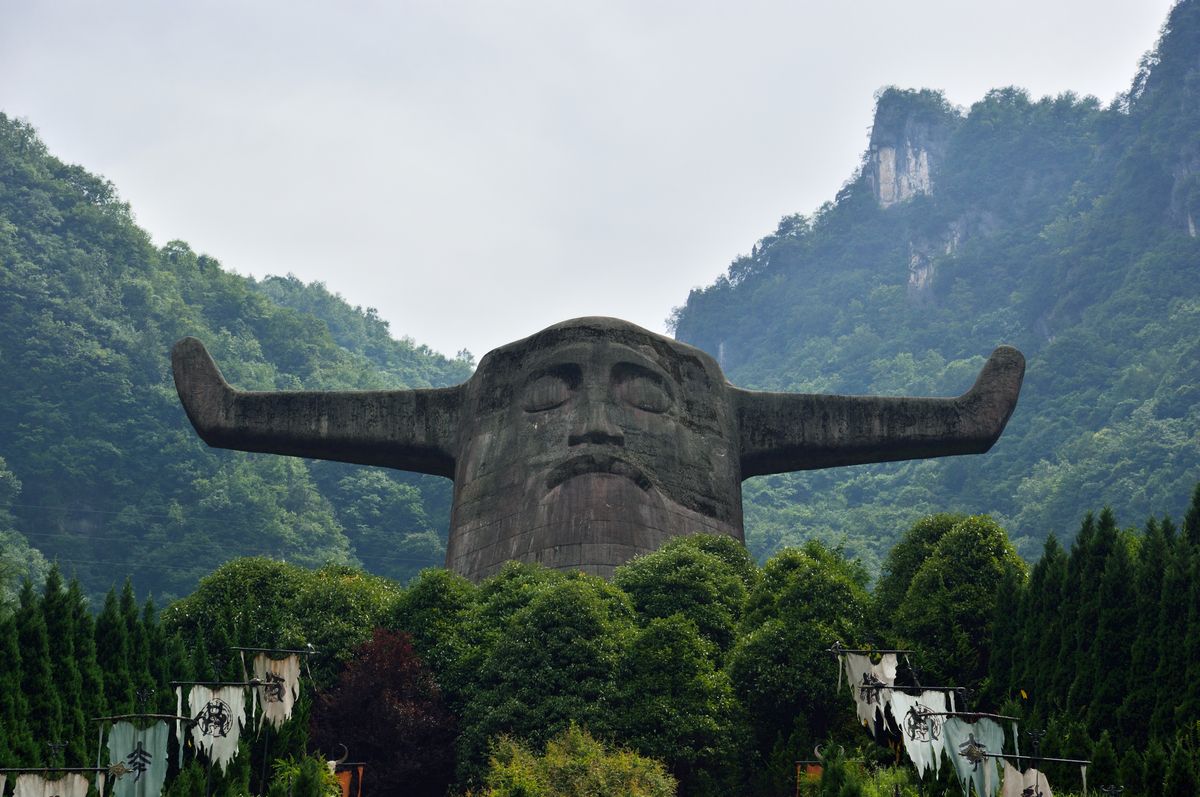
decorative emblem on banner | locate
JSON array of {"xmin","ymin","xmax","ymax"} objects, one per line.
[
  {"xmin": 187, "ymin": 685, "xmax": 247, "ymax": 772},
  {"xmin": 859, "ymin": 672, "xmax": 885, "ymax": 704},
  {"xmin": 251, "ymin": 653, "xmax": 301, "ymax": 729},
  {"xmin": 904, "ymin": 704, "xmax": 942, "ymax": 742},
  {"xmin": 198, "ymin": 698, "xmax": 234, "ymax": 738},
  {"xmin": 261, "ymin": 672, "xmax": 286, "ymax": 703},
  {"xmin": 959, "ymin": 733, "xmax": 989, "ymax": 770}
]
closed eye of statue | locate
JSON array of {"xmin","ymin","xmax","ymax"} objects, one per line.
[
  {"xmin": 522, "ymin": 373, "xmax": 573, "ymax": 412},
  {"xmin": 614, "ymin": 368, "xmax": 672, "ymax": 413}
]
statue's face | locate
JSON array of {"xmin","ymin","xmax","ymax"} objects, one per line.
[{"xmin": 446, "ymin": 318, "xmax": 742, "ymax": 581}]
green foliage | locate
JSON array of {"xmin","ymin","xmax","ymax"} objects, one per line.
[
  {"xmin": 1162, "ymin": 731, "xmax": 1198, "ymax": 797},
  {"xmin": 482, "ymin": 722, "xmax": 677, "ymax": 797},
  {"xmin": 741, "ymin": 540, "xmax": 871, "ymax": 637},
  {"xmin": 4, "ymin": 492, "xmax": 1196, "ymax": 795},
  {"xmin": 874, "ymin": 514, "xmax": 964, "ymax": 621},
  {"xmin": 0, "ymin": 115, "xmax": 470, "ymax": 603},
  {"xmin": 614, "ymin": 616, "xmax": 745, "ymax": 794},
  {"xmin": 614, "ymin": 536, "xmax": 748, "ymax": 653},
  {"xmin": 268, "ymin": 755, "xmax": 341, "ymax": 797},
  {"xmin": 815, "ymin": 747, "xmax": 864, "ymax": 797},
  {"xmin": 458, "ymin": 576, "xmax": 634, "ymax": 783},
  {"xmin": 162, "ymin": 557, "xmax": 402, "ymax": 684},
  {"xmin": 893, "ymin": 515, "xmax": 1026, "ymax": 686},
  {"xmin": 670, "ymin": 3, "xmax": 1200, "ymax": 571},
  {"xmin": 730, "ymin": 539, "xmax": 873, "ymax": 783},
  {"xmin": 1089, "ymin": 730, "xmax": 1118, "ymax": 788}
]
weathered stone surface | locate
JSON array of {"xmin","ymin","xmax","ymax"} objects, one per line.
[{"xmin": 173, "ymin": 317, "xmax": 1024, "ymax": 581}]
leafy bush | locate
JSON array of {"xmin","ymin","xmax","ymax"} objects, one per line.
[{"xmin": 482, "ymin": 722, "xmax": 676, "ymax": 797}]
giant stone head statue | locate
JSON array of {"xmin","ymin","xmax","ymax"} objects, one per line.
[{"xmin": 173, "ymin": 317, "xmax": 1024, "ymax": 581}]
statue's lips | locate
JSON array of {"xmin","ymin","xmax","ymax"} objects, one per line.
[{"xmin": 545, "ymin": 452, "xmax": 652, "ymax": 492}]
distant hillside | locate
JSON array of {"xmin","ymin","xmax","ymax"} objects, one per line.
[
  {"xmin": 0, "ymin": 118, "xmax": 472, "ymax": 602},
  {"xmin": 672, "ymin": 0, "xmax": 1200, "ymax": 568}
]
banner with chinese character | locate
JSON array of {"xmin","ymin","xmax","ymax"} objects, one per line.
[
  {"xmin": 943, "ymin": 717, "xmax": 1003, "ymax": 797},
  {"xmin": 841, "ymin": 652, "xmax": 898, "ymax": 736},
  {"xmin": 188, "ymin": 685, "xmax": 247, "ymax": 772},
  {"xmin": 253, "ymin": 653, "xmax": 301, "ymax": 729},
  {"xmin": 108, "ymin": 720, "xmax": 170, "ymax": 797},
  {"xmin": 888, "ymin": 690, "xmax": 948, "ymax": 778},
  {"xmin": 13, "ymin": 773, "xmax": 89, "ymax": 797}
]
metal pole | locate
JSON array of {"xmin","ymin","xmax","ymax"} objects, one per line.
[{"xmin": 261, "ymin": 723, "xmax": 270, "ymax": 795}]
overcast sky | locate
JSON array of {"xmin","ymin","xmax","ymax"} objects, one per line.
[{"xmin": 1, "ymin": 1, "xmax": 1177, "ymax": 359}]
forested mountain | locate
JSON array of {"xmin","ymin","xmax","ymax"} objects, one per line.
[
  {"xmin": 673, "ymin": 1, "xmax": 1200, "ymax": 568},
  {"xmin": 0, "ymin": 117, "xmax": 472, "ymax": 602},
  {"xmin": 3, "ymin": 0, "xmax": 1199, "ymax": 609}
]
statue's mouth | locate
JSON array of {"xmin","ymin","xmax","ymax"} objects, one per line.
[{"xmin": 545, "ymin": 453, "xmax": 652, "ymax": 492}]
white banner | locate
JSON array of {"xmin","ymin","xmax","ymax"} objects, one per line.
[
  {"xmin": 253, "ymin": 653, "xmax": 301, "ymax": 730},
  {"xmin": 189, "ymin": 684, "xmax": 248, "ymax": 772}
]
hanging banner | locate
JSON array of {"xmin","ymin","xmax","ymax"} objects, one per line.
[
  {"xmin": 1001, "ymin": 759, "xmax": 1053, "ymax": 797},
  {"xmin": 252, "ymin": 653, "xmax": 301, "ymax": 729},
  {"xmin": 841, "ymin": 652, "xmax": 898, "ymax": 736},
  {"xmin": 13, "ymin": 773, "xmax": 90, "ymax": 797},
  {"xmin": 888, "ymin": 690, "xmax": 948, "ymax": 778},
  {"xmin": 943, "ymin": 716, "xmax": 1004, "ymax": 797},
  {"xmin": 108, "ymin": 720, "xmax": 170, "ymax": 797},
  {"xmin": 188, "ymin": 685, "xmax": 248, "ymax": 772}
]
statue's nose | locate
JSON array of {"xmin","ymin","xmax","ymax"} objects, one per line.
[{"xmin": 568, "ymin": 390, "xmax": 624, "ymax": 447}]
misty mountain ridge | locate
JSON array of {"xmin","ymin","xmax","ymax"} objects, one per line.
[
  {"xmin": 2, "ymin": 1, "xmax": 1199, "ymax": 601},
  {"xmin": 0, "ymin": 119, "xmax": 472, "ymax": 602},
  {"xmin": 671, "ymin": 0, "xmax": 1200, "ymax": 567}
]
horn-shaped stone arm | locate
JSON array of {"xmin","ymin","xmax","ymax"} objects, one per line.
[
  {"xmin": 172, "ymin": 337, "xmax": 461, "ymax": 478},
  {"xmin": 734, "ymin": 346, "xmax": 1024, "ymax": 479}
]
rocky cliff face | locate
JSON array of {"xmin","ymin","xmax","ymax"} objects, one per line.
[
  {"xmin": 871, "ymin": 140, "xmax": 931, "ymax": 207},
  {"xmin": 865, "ymin": 88, "xmax": 959, "ymax": 208}
]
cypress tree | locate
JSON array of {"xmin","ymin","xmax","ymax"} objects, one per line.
[
  {"xmin": 142, "ymin": 598, "xmax": 168, "ymax": 706},
  {"xmin": 41, "ymin": 565, "xmax": 87, "ymax": 765},
  {"xmin": 120, "ymin": 579, "xmax": 155, "ymax": 701},
  {"xmin": 1181, "ymin": 482, "xmax": 1200, "ymax": 545},
  {"xmin": 1011, "ymin": 550, "xmax": 1038, "ymax": 696},
  {"xmin": 16, "ymin": 579, "xmax": 63, "ymax": 765},
  {"xmin": 1088, "ymin": 530, "xmax": 1136, "ymax": 737},
  {"xmin": 68, "ymin": 578, "xmax": 107, "ymax": 734},
  {"xmin": 1118, "ymin": 747, "xmax": 1144, "ymax": 797},
  {"xmin": 1030, "ymin": 535, "xmax": 1068, "ymax": 711},
  {"xmin": 1176, "ymin": 540, "xmax": 1200, "ymax": 732},
  {"xmin": 0, "ymin": 614, "xmax": 34, "ymax": 765},
  {"xmin": 1053, "ymin": 512, "xmax": 1094, "ymax": 701},
  {"xmin": 95, "ymin": 588, "xmax": 134, "ymax": 715},
  {"xmin": 1090, "ymin": 730, "xmax": 1118, "ymax": 790},
  {"xmin": 1068, "ymin": 508, "xmax": 1119, "ymax": 716},
  {"xmin": 1150, "ymin": 521, "xmax": 1192, "ymax": 739},
  {"xmin": 1142, "ymin": 738, "xmax": 1168, "ymax": 797},
  {"xmin": 1119, "ymin": 517, "xmax": 1169, "ymax": 746},
  {"xmin": 1162, "ymin": 735, "xmax": 1198, "ymax": 797},
  {"xmin": 985, "ymin": 565, "xmax": 1023, "ymax": 705}
]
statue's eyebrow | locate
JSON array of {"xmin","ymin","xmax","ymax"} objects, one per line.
[
  {"xmin": 522, "ymin": 362, "xmax": 581, "ymax": 388},
  {"xmin": 611, "ymin": 360, "xmax": 674, "ymax": 395}
]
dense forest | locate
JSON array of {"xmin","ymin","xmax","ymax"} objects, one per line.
[
  {"xmin": 1, "ymin": 488, "xmax": 1196, "ymax": 795},
  {"xmin": 3, "ymin": 0, "xmax": 1200, "ymax": 601},
  {"xmin": 0, "ymin": 116, "xmax": 472, "ymax": 602},
  {"xmin": 2, "ymin": 0, "xmax": 1200, "ymax": 795},
  {"xmin": 672, "ymin": 0, "xmax": 1200, "ymax": 569}
]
